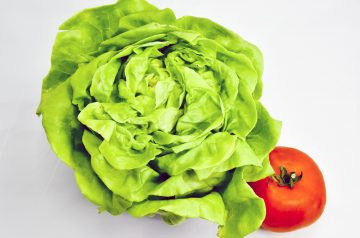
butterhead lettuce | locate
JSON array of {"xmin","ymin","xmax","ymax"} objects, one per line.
[{"xmin": 37, "ymin": 0, "xmax": 281, "ymax": 237}]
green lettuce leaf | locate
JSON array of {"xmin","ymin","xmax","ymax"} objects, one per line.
[
  {"xmin": 38, "ymin": 0, "xmax": 281, "ymax": 237},
  {"xmin": 128, "ymin": 192, "xmax": 226, "ymax": 225},
  {"xmin": 218, "ymin": 169, "xmax": 266, "ymax": 238}
]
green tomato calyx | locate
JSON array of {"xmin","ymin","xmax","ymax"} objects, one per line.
[{"xmin": 271, "ymin": 166, "xmax": 303, "ymax": 189}]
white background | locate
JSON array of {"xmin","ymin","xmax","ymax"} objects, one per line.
[{"xmin": 0, "ymin": 0, "xmax": 359, "ymax": 237}]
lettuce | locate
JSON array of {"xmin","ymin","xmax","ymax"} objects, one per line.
[{"xmin": 37, "ymin": 0, "xmax": 281, "ymax": 237}]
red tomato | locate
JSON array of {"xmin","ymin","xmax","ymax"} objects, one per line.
[{"xmin": 249, "ymin": 146, "xmax": 326, "ymax": 232}]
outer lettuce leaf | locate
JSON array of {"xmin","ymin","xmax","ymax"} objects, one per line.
[
  {"xmin": 40, "ymin": 80, "xmax": 130, "ymax": 214},
  {"xmin": 218, "ymin": 169, "xmax": 266, "ymax": 238},
  {"xmin": 38, "ymin": 1, "xmax": 282, "ymax": 237},
  {"xmin": 243, "ymin": 155, "xmax": 274, "ymax": 182},
  {"xmin": 247, "ymin": 102, "xmax": 282, "ymax": 160},
  {"xmin": 128, "ymin": 192, "xmax": 226, "ymax": 225}
]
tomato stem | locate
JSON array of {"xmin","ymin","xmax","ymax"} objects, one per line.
[{"xmin": 271, "ymin": 166, "xmax": 303, "ymax": 189}]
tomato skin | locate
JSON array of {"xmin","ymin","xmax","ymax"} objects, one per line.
[{"xmin": 249, "ymin": 147, "xmax": 326, "ymax": 232}]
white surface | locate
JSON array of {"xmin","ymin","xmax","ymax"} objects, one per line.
[{"xmin": 0, "ymin": 0, "xmax": 359, "ymax": 237}]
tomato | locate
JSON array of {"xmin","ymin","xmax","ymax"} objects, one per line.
[{"xmin": 249, "ymin": 146, "xmax": 326, "ymax": 232}]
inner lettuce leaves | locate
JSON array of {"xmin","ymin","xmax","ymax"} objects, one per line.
[{"xmin": 37, "ymin": 0, "xmax": 281, "ymax": 237}]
